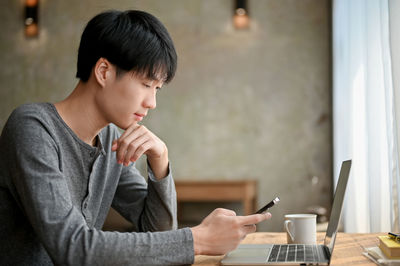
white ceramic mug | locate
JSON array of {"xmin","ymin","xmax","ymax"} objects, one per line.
[{"xmin": 284, "ymin": 214, "xmax": 317, "ymax": 244}]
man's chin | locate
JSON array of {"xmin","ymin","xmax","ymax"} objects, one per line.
[{"xmin": 115, "ymin": 121, "xmax": 137, "ymax": 130}]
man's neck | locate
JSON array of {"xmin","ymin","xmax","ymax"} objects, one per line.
[{"xmin": 54, "ymin": 81, "xmax": 107, "ymax": 146}]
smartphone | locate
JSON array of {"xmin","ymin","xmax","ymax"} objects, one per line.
[{"xmin": 255, "ymin": 197, "xmax": 280, "ymax": 214}]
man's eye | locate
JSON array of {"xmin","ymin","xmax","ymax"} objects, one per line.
[{"xmin": 143, "ymin": 83, "xmax": 151, "ymax": 88}]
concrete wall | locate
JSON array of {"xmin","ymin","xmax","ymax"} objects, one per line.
[{"xmin": 0, "ymin": 0, "xmax": 332, "ymax": 232}]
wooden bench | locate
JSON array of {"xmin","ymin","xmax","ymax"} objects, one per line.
[{"xmin": 175, "ymin": 180, "xmax": 257, "ymax": 217}]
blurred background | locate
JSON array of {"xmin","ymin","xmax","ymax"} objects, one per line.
[{"xmin": 5, "ymin": 0, "xmax": 397, "ymax": 234}]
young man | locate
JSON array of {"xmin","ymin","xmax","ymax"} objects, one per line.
[{"xmin": 0, "ymin": 10, "xmax": 271, "ymax": 265}]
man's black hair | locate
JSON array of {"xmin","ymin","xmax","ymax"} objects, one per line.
[{"xmin": 76, "ymin": 10, "xmax": 177, "ymax": 83}]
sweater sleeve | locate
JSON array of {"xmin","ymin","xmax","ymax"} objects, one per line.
[
  {"xmin": 3, "ymin": 109, "xmax": 194, "ymax": 265},
  {"xmin": 112, "ymin": 160, "xmax": 178, "ymax": 232}
]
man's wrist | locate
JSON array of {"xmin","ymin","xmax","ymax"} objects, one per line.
[
  {"xmin": 191, "ymin": 225, "xmax": 207, "ymax": 255},
  {"xmin": 147, "ymin": 146, "xmax": 169, "ymax": 180}
]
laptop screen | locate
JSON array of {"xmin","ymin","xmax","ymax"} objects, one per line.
[{"xmin": 323, "ymin": 160, "xmax": 352, "ymax": 255}]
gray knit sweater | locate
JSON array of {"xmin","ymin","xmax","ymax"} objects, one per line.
[{"xmin": 0, "ymin": 103, "xmax": 194, "ymax": 265}]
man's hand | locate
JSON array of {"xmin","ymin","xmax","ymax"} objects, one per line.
[
  {"xmin": 191, "ymin": 208, "xmax": 272, "ymax": 255},
  {"xmin": 112, "ymin": 124, "xmax": 169, "ymax": 179}
]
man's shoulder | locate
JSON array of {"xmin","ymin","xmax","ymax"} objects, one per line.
[
  {"xmin": 9, "ymin": 102, "xmax": 53, "ymax": 122},
  {"xmin": 3, "ymin": 103, "xmax": 56, "ymax": 136}
]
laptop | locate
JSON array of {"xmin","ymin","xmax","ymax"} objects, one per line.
[{"xmin": 221, "ymin": 160, "xmax": 352, "ymax": 265}]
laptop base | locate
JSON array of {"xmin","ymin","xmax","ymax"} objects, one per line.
[{"xmin": 221, "ymin": 244, "xmax": 330, "ymax": 265}]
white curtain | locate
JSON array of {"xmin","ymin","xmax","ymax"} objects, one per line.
[
  {"xmin": 332, "ymin": 0, "xmax": 399, "ymax": 232},
  {"xmin": 389, "ymin": 0, "xmax": 400, "ymax": 234}
]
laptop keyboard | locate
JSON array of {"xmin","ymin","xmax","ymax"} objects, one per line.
[{"xmin": 268, "ymin": 244, "xmax": 320, "ymax": 262}]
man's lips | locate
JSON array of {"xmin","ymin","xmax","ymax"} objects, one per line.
[{"xmin": 134, "ymin": 113, "xmax": 146, "ymax": 121}]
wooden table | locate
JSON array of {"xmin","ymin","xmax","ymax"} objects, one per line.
[
  {"xmin": 175, "ymin": 180, "xmax": 257, "ymax": 216},
  {"xmin": 194, "ymin": 232, "xmax": 381, "ymax": 265}
]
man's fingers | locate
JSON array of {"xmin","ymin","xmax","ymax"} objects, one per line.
[
  {"xmin": 243, "ymin": 224, "xmax": 257, "ymax": 235},
  {"xmin": 114, "ymin": 126, "xmax": 137, "ymax": 151},
  {"xmin": 123, "ymin": 134, "xmax": 149, "ymax": 165},
  {"xmin": 116, "ymin": 127, "xmax": 146, "ymax": 163},
  {"xmin": 113, "ymin": 125, "xmax": 144, "ymax": 151},
  {"xmin": 214, "ymin": 208, "xmax": 237, "ymax": 216},
  {"xmin": 111, "ymin": 140, "xmax": 118, "ymax": 151},
  {"xmin": 119, "ymin": 123, "xmax": 140, "ymax": 140},
  {"xmin": 127, "ymin": 139, "xmax": 151, "ymax": 164},
  {"xmin": 237, "ymin": 212, "xmax": 272, "ymax": 225}
]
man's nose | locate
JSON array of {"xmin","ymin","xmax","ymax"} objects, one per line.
[{"xmin": 144, "ymin": 91, "xmax": 156, "ymax": 109}]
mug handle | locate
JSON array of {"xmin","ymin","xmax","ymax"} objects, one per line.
[{"xmin": 284, "ymin": 220, "xmax": 295, "ymax": 242}]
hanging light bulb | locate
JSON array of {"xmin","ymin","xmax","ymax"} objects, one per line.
[
  {"xmin": 25, "ymin": 0, "xmax": 39, "ymax": 37},
  {"xmin": 233, "ymin": 0, "xmax": 249, "ymax": 30}
]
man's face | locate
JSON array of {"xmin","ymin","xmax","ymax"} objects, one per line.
[{"xmin": 95, "ymin": 68, "xmax": 163, "ymax": 130}]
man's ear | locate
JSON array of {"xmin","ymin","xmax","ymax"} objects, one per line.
[{"xmin": 93, "ymin": 58, "xmax": 113, "ymax": 87}]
